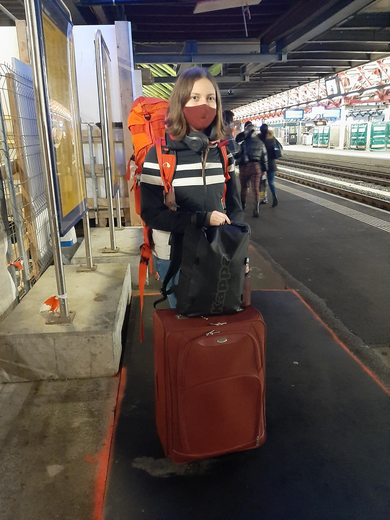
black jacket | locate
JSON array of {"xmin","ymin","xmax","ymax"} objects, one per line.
[
  {"xmin": 261, "ymin": 136, "xmax": 281, "ymax": 173},
  {"xmin": 236, "ymin": 129, "xmax": 268, "ymax": 172},
  {"xmin": 140, "ymin": 133, "xmax": 243, "ymax": 236}
]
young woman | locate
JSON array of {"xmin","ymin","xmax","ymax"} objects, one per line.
[{"xmin": 140, "ymin": 67, "xmax": 243, "ymax": 305}]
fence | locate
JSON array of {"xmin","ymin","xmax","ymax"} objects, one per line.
[{"xmin": 0, "ymin": 63, "xmax": 52, "ymax": 300}]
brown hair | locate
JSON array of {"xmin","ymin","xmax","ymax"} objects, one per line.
[
  {"xmin": 266, "ymin": 129, "xmax": 274, "ymax": 139},
  {"xmin": 166, "ymin": 67, "xmax": 224, "ymax": 141}
]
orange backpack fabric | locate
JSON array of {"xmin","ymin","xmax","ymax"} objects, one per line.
[{"xmin": 127, "ymin": 97, "xmax": 176, "ymax": 341}]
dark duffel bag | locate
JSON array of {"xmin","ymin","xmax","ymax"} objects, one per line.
[{"xmin": 155, "ymin": 222, "xmax": 250, "ymax": 317}]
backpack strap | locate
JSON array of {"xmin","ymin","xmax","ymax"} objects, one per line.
[
  {"xmin": 156, "ymin": 137, "xmax": 177, "ymax": 211},
  {"xmin": 218, "ymin": 143, "xmax": 231, "ymax": 202},
  {"xmin": 138, "ymin": 226, "xmax": 153, "ymax": 342}
]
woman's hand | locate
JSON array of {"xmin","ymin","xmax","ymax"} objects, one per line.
[{"xmin": 209, "ymin": 211, "xmax": 231, "ymax": 226}]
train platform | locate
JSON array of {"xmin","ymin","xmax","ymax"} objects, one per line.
[
  {"xmin": 281, "ymin": 145, "xmax": 390, "ymax": 175},
  {"xmin": 104, "ymin": 290, "xmax": 389, "ymax": 520},
  {"xmin": 1, "ymin": 182, "xmax": 390, "ymax": 519}
]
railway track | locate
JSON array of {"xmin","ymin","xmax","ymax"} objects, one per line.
[
  {"xmin": 276, "ymin": 158, "xmax": 390, "ymax": 211},
  {"xmin": 278, "ymin": 158, "xmax": 390, "ymax": 187}
]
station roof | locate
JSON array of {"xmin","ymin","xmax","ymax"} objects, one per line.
[{"xmin": 1, "ymin": 0, "xmax": 389, "ymax": 109}]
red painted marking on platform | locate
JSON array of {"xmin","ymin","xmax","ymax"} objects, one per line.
[
  {"xmin": 86, "ymin": 454, "xmax": 98, "ymax": 464},
  {"xmin": 291, "ymin": 289, "xmax": 390, "ymax": 396},
  {"xmin": 132, "ymin": 291, "xmax": 162, "ymax": 296},
  {"xmin": 93, "ymin": 367, "xmax": 127, "ymax": 520}
]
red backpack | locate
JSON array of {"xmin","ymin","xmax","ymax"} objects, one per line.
[{"xmin": 127, "ymin": 96, "xmax": 230, "ymax": 340}]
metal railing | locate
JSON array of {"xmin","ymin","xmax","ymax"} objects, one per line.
[{"xmin": 0, "ymin": 63, "xmax": 52, "ymax": 299}]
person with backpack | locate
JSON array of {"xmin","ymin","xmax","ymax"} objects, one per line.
[
  {"xmin": 235, "ymin": 122, "xmax": 268, "ymax": 217},
  {"xmin": 259, "ymin": 124, "xmax": 282, "ymax": 207},
  {"xmin": 140, "ymin": 67, "xmax": 243, "ymax": 307}
]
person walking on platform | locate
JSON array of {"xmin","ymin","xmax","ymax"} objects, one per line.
[
  {"xmin": 223, "ymin": 109, "xmax": 237, "ymax": 154},
  {"xmin": 140, "ymin": 67, "xmax": 243, "ymax": 306},
  {"xmin": 260, "ymin": 126, "xmax": 281, "ymax": 208},
  {"xmin": 235, "ymin": 122, "xmax": 268, "ymax": 217},
  {"xmin": 258, "ymin": 123, "xmax": 269, "ymax": 204},
  {"xmin": 259, "ymin": 124, "xmax": 282, "ymax": 208}
]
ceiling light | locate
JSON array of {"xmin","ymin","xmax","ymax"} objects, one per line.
[{"xmin": 194, "ymin": 0, "xmax": 262, "ymax": 14}]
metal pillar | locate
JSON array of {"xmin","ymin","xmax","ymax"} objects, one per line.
[
  {"xmin": 24, "ymin": 0, "xmax": 71, "ymax": 322},
  {"xmin": 95, "ymin": 30, "xmax": 117, "ymax": 252},
  {"xmin": 79, "ymin": 213, "xmax": 96, "ymax": 271},
  {"xmin": 0, "ymin": 97, "xmax": 30, "ymax": 292},
  {"xmin": 87, "ymin": 123, "xmax": 99, "ymax": 226},
  {"xmin": 116, "ymin": 189, "xmax": 122, "ymax": 230},
  {"xmin": 338, "ymin": 105, "xmax": 347, "ymax": 150}
]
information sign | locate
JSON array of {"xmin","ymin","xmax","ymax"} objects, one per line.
[
  {"xmin": 357, "ymin": 123, "xmax": 368, "ymax": 150},
  {"xmin": 318, "ymin": 126, "xmax": 330, "ymax": 148},
  {"xmin": 312, "ymin": 127, "xmax": 319, "ymax": 147},
  {"xmin": 284, "ymin": 109, "xmax": 304, "ymax": 120},
  {"xmin": 40, "ymin": 0, "xmax": 86, "ymax": 235},
  {"xmin": 387, "ymin": 123, "xmax": 390, "ymax": 150},
  {"xmin": 370, "ymin": 122, "xmax": 387, "ymax": 150},
  {"xmin": 349, "ymin": 124, "xmax": 359, "ymax": 149}
]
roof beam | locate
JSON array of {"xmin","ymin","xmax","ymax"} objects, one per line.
[
  {"xmin": 312, "ymin": 28, "xmax": 390, "ymax": 41},
  {"xmin": 91, "ymin": 5, "xmax": 110, "ymax": 24},
  {"xmin": 300, "ymin": 42, "xmax": 390, "ymax": 51},
  {"xmin": 134, "ymin": 41, "xmax": 261, "ymax": 55},
  {"xmin": 154, "ymin": 75, "xmax": 246, "ymax": 84},
  {"xmin": 134, "ymin": 54, "xmax": 286, "ymax": 64},
  {"xmin": 278, "ymin": 0, "xmax": 380, "ymax": 54}
]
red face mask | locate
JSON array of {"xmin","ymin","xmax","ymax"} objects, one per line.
[{"xmin": 183, "ymin": 104, "xmax": 217, "ymax": 132}]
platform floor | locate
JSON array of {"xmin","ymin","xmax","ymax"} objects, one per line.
[
  {"xmin": 282, "ymin": 144, "xmax": 390, "ymax": 161},
  {"xmin": 103, "ymin": 292, "xmax": 389, "ymax": 520},
  {"xmin": 249, "ymin": 179, "xmax": 390, "ymax": 357}
]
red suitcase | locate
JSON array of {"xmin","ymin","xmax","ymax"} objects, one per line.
[{"xmin": 153, "ymin": 306, "xmax": 266, "ymax": 463}]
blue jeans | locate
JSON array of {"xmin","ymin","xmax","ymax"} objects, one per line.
[
  {"xmin": 267, "ymin": 171, "xmax": 276, "ymax": 196},
  {"xmin": 153, "ymin": 255, "xmax": 179, "ymax": 308}
]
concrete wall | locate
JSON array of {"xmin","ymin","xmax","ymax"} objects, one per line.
[
  {"xmin": 73, "ymin": 25, "xmax": 122, "ymax": 124},
  {"xmin": 0, "ymin": 27, "xmax": 19, "ymax": 66}
]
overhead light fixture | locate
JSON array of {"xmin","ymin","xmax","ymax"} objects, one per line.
[{"xmin": 194, "ymin": 0, "xmax": 262, "ymax": 14}]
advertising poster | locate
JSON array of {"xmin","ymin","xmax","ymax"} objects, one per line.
[{"xmin": 41, "ymin": 0, "xmax": 86, "ymax": 235}]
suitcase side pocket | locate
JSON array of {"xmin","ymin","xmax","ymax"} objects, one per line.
[{"xmin": 176, "ymin": 332, "xmax": 264, "ymax": 458}]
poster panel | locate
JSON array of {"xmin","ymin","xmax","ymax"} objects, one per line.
[{"xmin": 41, "ymin": 0, "xmax": 86, "ymax": 235}]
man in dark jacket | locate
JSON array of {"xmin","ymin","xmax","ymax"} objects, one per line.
[{"xmin": 235, "ymin": 123, "xmax": 268, "ymax": 217}]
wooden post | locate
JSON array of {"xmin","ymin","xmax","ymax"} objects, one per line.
[
  {"xmin": 115, "ymin": 21, "xmax": 141, "ymax": 226},
  {"xmin": 16, "ymin": 21, "xmax": 30, "ymax": 65}
]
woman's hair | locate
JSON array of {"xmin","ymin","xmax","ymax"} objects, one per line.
[
  {"xmin": 266, "ymin": 129, "xmax": 274, "ymax": 139},
  {"xmin": 260, "ymin": 123, "xmax": 268, "ymax": 135},
  {"xmin": 166, "ymin": 67, "xmax": 224, "ymax": 141},
  {"xmin": 223, "ymin": 110, "xmax": 234, "ymax": 125}
]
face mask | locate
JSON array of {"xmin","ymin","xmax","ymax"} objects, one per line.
[{"xmin": 183, "ymin": 104, "xmax": 216, "ymax": 132}]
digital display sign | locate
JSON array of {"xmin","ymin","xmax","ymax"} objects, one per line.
[
  {"xmin": 324, "ymin": 108, "xmax": 341, "ymax": 118},
  {"xmin": 284, "ymin": 109, "xmax": 304, "ymax": 120}
]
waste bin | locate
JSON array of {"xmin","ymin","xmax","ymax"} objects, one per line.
[{"xmin": 288, "ymin": 133, "xmax": 297, "ymax": 145}]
